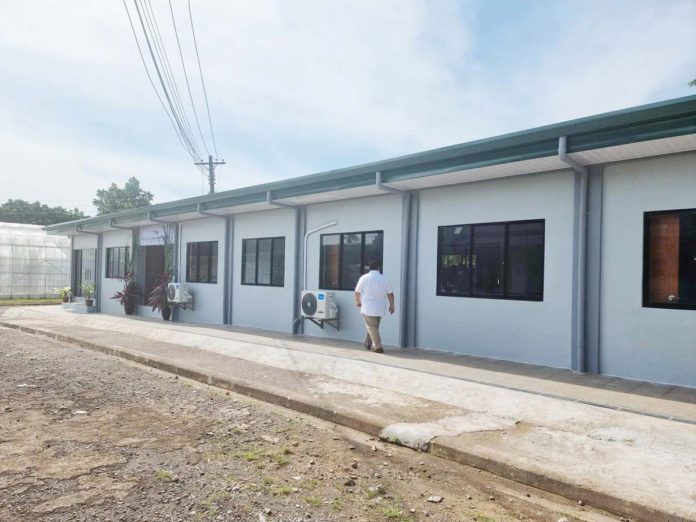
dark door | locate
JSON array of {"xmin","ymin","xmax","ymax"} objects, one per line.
[
  {"xmin": 143, "ymin": 245, "xmax": 166, "ymax": 303},
  {"xmin": 72, "ymin": 250, "xmax": 83, "ymax": 296}
]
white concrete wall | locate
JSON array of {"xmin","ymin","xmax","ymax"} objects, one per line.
[
  {"xmin": 415, "ymin": 170, "xmax": 576, "ymax": 368},
  {"xmin": 600, "ymin": 152, "xmax": 696, "ymax": 386},
  {"xmin": 177, "ymin": 217, "xmax": 226, "ymax": 325},
  {"xmin": 232, "ymin": 208, "xmax": 297, "ymax": 333},
  {"xmin": 72, "ymin": 234, "xmax": 97, "ymax": 250},
  {"xmin": 100, "ymin": 229, "xmax": 132, "ymax": 315},
  {"xmin": 305, "ymin": 194, "xmax": 404, "ymax": 345}
]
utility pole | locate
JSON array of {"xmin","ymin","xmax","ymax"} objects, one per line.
[{"xmin": 194, "ymin": 155, "xmax": 225, "ymax": 194}]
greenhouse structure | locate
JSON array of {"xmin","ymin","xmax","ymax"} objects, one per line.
[{"xmin": 0, "ymin": 222, "xmax": 71, "ymax": 299}]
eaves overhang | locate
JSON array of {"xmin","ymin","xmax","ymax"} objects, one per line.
[{"xmin": 46, "ymin": 94, "xmax": 696, "ymax": 236}]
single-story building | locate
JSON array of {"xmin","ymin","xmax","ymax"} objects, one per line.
[{"xmin": 47, "ymin": 95, "xmax": 696, "ymax": 387}]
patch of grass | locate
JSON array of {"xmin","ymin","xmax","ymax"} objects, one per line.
[
  {"xmin": 200, "ymin": 490, "xmax": 230, "ymax": 519},
  {"xmin": 378, "ymin": 505, "xmax": 412, "ymax": 522},
  {"xmin": 302, "ymin": 478, "xmax": 319, "ymax": 490},
  {"xmin": 303, "ymin": 495, "xmax": 322, "ymax": 507},
  {"xmin": 237, "ymin": 449, "xmax": 266, "ymax": 462},
  {"xmin": 331, "ymin": 497, "xmax": 344, "ymax": 512},
  {"xmin": 263, "ymin": 477, "xmax": 276, "ymax": 486},
  {"xmin": 272, "ymin": 485, "xmax": 294, "ymax": 496},
  {"xmin": 231, "ymin": 426, "xmax": 245, "ymax": 434},
  {"xmin": 154, "ymin": 469, "xmax": 174, "ymax": 482},
  {"xmin": 271, "ymin": 453, "xmax": 290, "ymax": 467},
  {"xmin": 281, "ymin": 446, "xmax": 293, "ymax": 455}
]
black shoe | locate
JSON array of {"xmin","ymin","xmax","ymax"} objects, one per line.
[
  {"xmin": 364, "ymin": 344, "xmax": 372, "ymax": 351},
  {"xmin": 374, "ymin": 347, "xmax": 384, "ymax": 354}
]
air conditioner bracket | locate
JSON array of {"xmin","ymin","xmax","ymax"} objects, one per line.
[
  {"xmin": 171, "ymin": 297, "xmax": 194, "ymax": 312},
  {"xmin": 302, "ymin": 316, "xmax": 339, "ymax": 331}
]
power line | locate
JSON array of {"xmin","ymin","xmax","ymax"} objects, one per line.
[
  {"xmin": 143, "ymin": 0, "xmax": 202, "ymax": 158},
  {"xmin": 168, "ymin": 0, "xmax": 210, "ymax": 158},
  {"xmin": 138, "ymin": 0, "xmax": 201, "ymax": 160},
  {"xmin": 188, "ymin": 0, "xmax": 219, "ymax": 158},
  {"xmin": 124, "ymin": 0, "xmax": 222, "ymax": 186},
  {"xmin": 122, "ymin": 0, "xmax": 193, "ymax": 159},
  {"xmin": 133, "ymin": 0, "xmax": 199, "ymax": 160}
]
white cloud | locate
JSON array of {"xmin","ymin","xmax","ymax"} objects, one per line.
[{"xmin": 0, "ymin": 0, "xmax": 694, "ymax": 215}]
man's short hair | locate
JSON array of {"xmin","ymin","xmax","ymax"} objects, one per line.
[{"xmin": 368, "ymin": 259, "xmax": 381, "ymax": 271}]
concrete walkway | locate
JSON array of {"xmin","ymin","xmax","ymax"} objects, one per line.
[{"xmin": 1, "ymin": 306, "xmax": 695, "ymax": 521}]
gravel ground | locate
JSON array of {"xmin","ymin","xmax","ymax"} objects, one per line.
[{"xmin": 0, "ymin": 327, "xmax": 614, "ymax": 522}]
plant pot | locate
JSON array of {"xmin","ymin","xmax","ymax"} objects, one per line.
[
  {"xmin": 62, "ymin": 297, "xmax": 69, "ymax": 303},
  {"xmin": 123, "ymin": 301, "xmax": 135, "ymax": 315},
  {"xmin": 85, "ymin": 299, "xmax": 94, "ymax": 307},
  {"xmin": 161, "ymin": 306, "xmax": 172, "ymax": 321}
]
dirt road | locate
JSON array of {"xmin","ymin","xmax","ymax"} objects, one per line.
[{"xmin": 0, "ymin": 327, "xmax": 614, "ymax": 521}]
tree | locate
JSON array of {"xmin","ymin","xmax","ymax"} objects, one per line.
[
  {"xmin": 689, "ymin": 78, "xmax": 696, "ymax": 87},
  {"xmin": 93, "ymin": 177, "xmax": 154, "ymax": 215},
  {"xmin": 0, "ymin": 199, "xmax": 87, "ymax": 225}
]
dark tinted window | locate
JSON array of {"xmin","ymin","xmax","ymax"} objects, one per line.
[
  {"xmin": 241, "ymin": 237, "xmax": 285, "ymax": 287},
  {"xmin": 272, "ymin": 237, "xmax": 285, "ymax": 287},
  {"xmin": 320, "ymin": 234, "xmax": 341, "ymax": 290},
  {"xmin": 186, "ymin": 241, "xmax": 218, "ymax": 284},
  {"xmin": 106, "ymin": 247, "xmax": 129, "ymax": 279},
  {"xmin": 472, "ymin": 224, "xmax": 505, "ymax": 296},
  {"xmin": 242, "ymin": 239, "xmax": 256, "ymax": 284},
  {"xmin": 644, "ymin": 209, "xmax": 696, "ymax": 309},
  {"xmin": 506, "ymin": 222, "xmax": 544, "ymax": 299},
  {"xmin": 438, "ymin": 225, "xmax": 471, "ymax": 295},
  {"xmin": 340, "ymin": 234, "xmax": 362, "ymax": 290},
  {"xmin": 320, "ymin": 231, "xmax": 384, "ymax": 291},
  {"xmin": 257, "ymin": 238, "xmax": 272, "ymax": 285},
  {"xmin": 438, "ymin": 220, "xmax": 544, "ymax": 301}
]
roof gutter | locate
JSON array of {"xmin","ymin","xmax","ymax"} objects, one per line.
[
  {"xmin": 375, "ymin": 171, "xmax": 406, "ymax": 194},
  {"xmin": 76, "ymin": 225, "xmax": 100, "ymax": 236},
  {"xmin": 148, "ymin": 211, "xmax": 177, "ymax": 225},
  {"xmin": 109, "ymin": 218, "xmax": 137, "ymax": 231},
  {"xmin": 559, "ymin": 136, "xmax": 588, "ymax": 373},
  {"xmin": 266, "ymin": 191, "xmax": 297, "ymax": 209},
  {"xmin": 197, "ymin": 203, "xmax": 226, "ymax": 220}
]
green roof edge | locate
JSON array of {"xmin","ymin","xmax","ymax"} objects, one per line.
[{"xmin": 47, "ymin": 94, "xmax": 696, "ymax": 233}]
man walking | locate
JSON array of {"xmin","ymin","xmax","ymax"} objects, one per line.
[{"xmin": 355, "ymin": 259, "xmax": 394, "ymax": 354}]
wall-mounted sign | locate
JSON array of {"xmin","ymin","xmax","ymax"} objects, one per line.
[{"xmin": 139, "ymin": 225, "xmax": 166, "ymax": 246}]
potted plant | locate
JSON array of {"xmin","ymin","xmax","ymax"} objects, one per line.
[
  {"xmin": 111, "ymin": 272, "xmax": 141, "ymax": 315},
  {"xmin": 147, "ymin": 271, "xmax": 172, "ymax": 321},
  {"xmin": 56, "ymin": 287, "xmax": 71, "ymax": 303},
  {"xmin": 81, "ymin": 282, "xmax": 96, "ymax": 307}
]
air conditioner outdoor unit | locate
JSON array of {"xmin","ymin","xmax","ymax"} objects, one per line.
[
  {"xmin": 167, "ymin": 282, "xmax": 192, "ymax": 304},
  {"xmin": 301, "ymin": 290, "xmax": 338, "ymax": 320}
]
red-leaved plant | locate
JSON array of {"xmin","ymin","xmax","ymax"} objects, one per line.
[
  {"xmin": 111, "ymin": 272, "xmax": 141, "ymax": 315},
  {"xmin": 147, "ymin": 271, "xmax": 172, "ymax": 315}
]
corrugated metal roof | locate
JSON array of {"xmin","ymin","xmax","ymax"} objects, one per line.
[{"xmin": 47, "ymin": 94, "xmax": 696, "ymax": 234}]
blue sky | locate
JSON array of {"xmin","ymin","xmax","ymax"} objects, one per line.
[{"xmin": 1, "ymin": 0, "xmax": 694, "ymax": 215}]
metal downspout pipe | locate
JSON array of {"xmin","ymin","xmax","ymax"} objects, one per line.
[
  {"xmin": 291, "ymin": 220, "xmax": 338, "ymax": 327},
  {"xmin": 265, "ymin": 192, "xmax": 304, "ymax": 333},
  {"xmin": 558, "ymin": 136, "xmax": 589, "ymax": 373},
  {"xmin": 375, "ymin": 171, "xmax": 411, "ymax": 348}
]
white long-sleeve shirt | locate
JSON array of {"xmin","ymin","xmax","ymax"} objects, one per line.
[{"xmin": 355, "ymin": 270, "xmax": 393, "ymax": 317}]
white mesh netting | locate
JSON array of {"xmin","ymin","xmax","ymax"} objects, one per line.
[{"xmin": 0, "ymin": 222, "xmax": 70, "ymax": 298}]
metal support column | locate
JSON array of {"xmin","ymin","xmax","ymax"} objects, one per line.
[
  {"xmin": 224, "ymin": 215, "xmax": 234, "ymax": 325},
  {"xmin": 405, "ymin": 191, "xmax": 420, "ymax": 347},
  {"xmin": 585, "ymin": 166, "xmax": 604, "ymax": 373}
]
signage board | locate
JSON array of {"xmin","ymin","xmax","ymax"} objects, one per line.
[{"xmin": 139, "ymin": 225, "xmax": 166, "ymax": 246}]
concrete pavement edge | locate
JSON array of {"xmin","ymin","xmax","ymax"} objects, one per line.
[{"xmin": 1, "ymin": 320, "xmax": 690, "ymax": 522}]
